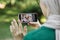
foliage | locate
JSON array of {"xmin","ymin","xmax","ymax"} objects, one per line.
[
  {"xmin": 0, "ymin": 0, "xmax": 42, "ymax": 14},
  {"xmin": 0, "ymin": 0, "xmax": 42, "ymax": 22}
]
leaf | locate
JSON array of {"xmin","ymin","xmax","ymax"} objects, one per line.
[{"xmin": 11, "ymin": 0, "xmax": 16, "ymax": 5}]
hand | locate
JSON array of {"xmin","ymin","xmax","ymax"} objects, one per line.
[
  {"xmin": 10, "ymin": 19, "xmax": 27, "ymax": 40},
  {"xmin": 28, "ymin": 20, "xmax": 41, "ymax": 29}
]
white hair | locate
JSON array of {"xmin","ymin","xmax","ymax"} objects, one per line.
[
  {"xmin": 40, "ymin": 0, "xmax": 60, "ymax": 16},
  {"xmin": 40, "ymin": 0, "xmax": 60, "ymax": 40}
]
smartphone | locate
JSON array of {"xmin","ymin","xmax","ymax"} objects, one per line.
[{"xmin": 18, "ymin": 13, "xmax": 37, "ymax": 24}]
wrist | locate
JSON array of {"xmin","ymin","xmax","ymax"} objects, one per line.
[{"xmin": 13, "ymin": 33, "xmax": 24, "ymax": 40}]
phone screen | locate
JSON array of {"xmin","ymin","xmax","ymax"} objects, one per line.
[{"xmin": 18, "ymin": 13, "xmax": 37, "ymax": 23}]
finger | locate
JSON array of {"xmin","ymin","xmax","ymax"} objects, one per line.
[
  {"xmin": 13, "ymin": 19, "xmax": 18, "ymax": 30},
  {"xmin": 29, "ymin": 20, "xmax": 40, "ymax": 25},
  {"xmin": 18, "ymin": 19, "xmax": 23, "ymax": 32},
  {"xmin": 10, "ymin": 24, "xmax": 16, "ymax": 34},
  {"xmin": 29, "ymin": 22, "xmax": 37, "ymax": 25},
  {"xmin": 37, "ymin": 20, "xmax": 39, "ymax": 22},
  {"xmin": 18, "ymin": 19, "xmax": 22, "ymax": 23},
  {"xmin": 24, "ymin": 25, "xmax": 27, "ymax": 33},
  {"xmin": 37, "ymin": 20, "xmax": 41, "ymax": 26},
  {"xmin": 23, "ymin": 25, "xmax": 27, "ymax": 36},
  {"xmin": 11, "ymin": 21, "xmax": 19, "ymax": 36},
  {"xmin": 11, "ymin": 21, "xmax": 17, "ymax": 34},
  {"xmin": 10, "ymin": 25, "xmax": 15, "ymax": 36},
  {"xmin": 11, "ymin": 21, "xmax": 15, "ymax": 30}
]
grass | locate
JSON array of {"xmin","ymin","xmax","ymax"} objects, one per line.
[
  {"xmin": 0, "ymin": 22, "xmax": 12, "ymax": 40},
  {"xmin": 0, "ymin": 14, "xmax": 18, "ymax": 40}
]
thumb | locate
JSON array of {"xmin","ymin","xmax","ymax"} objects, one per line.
[
  {"xmin": 37, "ymin": 20, "xmax": 41, "ymax": 25},
  {"xmin": 29, "ymin": 20, "xmax": 40, "ymax": 25}
]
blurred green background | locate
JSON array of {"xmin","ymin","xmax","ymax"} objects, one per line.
[{"xmin": 0, "ymin": 0, "xmax": 46, "ymax": 40}]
